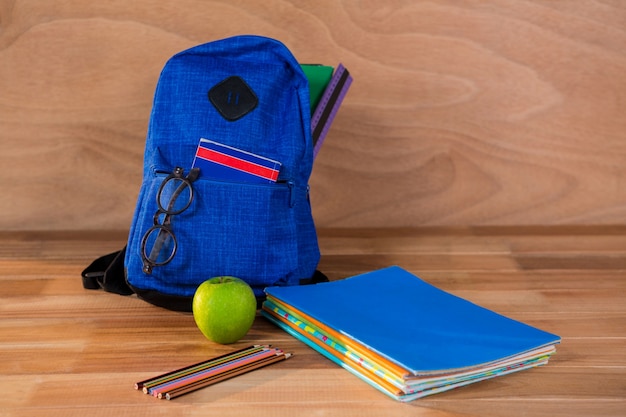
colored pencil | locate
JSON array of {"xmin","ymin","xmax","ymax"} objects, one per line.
[
  {"xmin": 149, "ymin": 347, "xmax": 280, "ymax": 397},
  {"xmin": 134, "ymin": 345, "xmax": 291, "ymax": 400},
  {"xmin": 134, "ymin": 344, "xmax": 266, "ymax": 392},
  {"xmin": 143, "ymin": 345, "xmax": 269, "ymax": 394},
  {"xmin": 161, "ymin": 351, "xmax": 292, "ymax": 400}
]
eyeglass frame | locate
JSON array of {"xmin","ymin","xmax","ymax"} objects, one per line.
[{"xmin": 140, "ymin": 166, "xmax": 200, "ymax": 274}]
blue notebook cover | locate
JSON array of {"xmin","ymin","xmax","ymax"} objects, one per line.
[{"xmin": 264, "ymin": 266, "xmax": 561, "ymax": 375}]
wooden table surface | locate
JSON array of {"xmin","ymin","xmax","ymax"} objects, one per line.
[{"xmin": 1, "ymin": 227, "xmax": 624, "ymax": 417}]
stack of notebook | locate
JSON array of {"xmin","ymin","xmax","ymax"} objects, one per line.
[{"xmin": 262, "ymin": 266, "xmax": 560, "ymax": 402}]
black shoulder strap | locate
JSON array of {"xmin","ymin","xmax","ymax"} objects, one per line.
[{"xmin": 81, "ymin": 246, "xmax": 134, "ymax": 295}]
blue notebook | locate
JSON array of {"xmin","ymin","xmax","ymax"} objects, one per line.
[
  {"xmin": 192, "ymin": 139, "xmax": 281, "ymax": 184},
  {"xmin": 264, "ymin": 266, "xmax": 560, "ymax": 375}
]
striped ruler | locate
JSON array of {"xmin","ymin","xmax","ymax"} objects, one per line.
[{"xmin": 311, "ymin": 63, "xmax": 353, "ymax": 159}]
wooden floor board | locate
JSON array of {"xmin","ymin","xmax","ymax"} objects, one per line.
[{"xmin": 0, "ymin": 228, "xmax": 624, "ymax": 417}]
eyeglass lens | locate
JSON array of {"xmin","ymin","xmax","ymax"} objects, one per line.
[
  {"xmin": 158, "ymin": 177, "xmax": 193, "ymax": 214},
  {"xmin": 143, "ymin": 225, "xmax": 176, "ymax": 266}
]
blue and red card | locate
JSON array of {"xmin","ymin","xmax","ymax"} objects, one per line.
[{"xmin": 192, "ymin": 139, "xmax": 281, "ymax": 184}]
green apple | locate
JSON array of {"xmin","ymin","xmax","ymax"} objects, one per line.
[{"xmin": 192, "ymin": 276, "xmax": 257, "ymax": 344}]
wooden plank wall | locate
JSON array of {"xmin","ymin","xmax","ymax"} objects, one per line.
[{"xmin": 1, "ymin": 1, "xmax": 625, "ymax": 230}]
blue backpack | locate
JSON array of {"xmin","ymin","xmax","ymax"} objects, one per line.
[{"xmin": 82, "ymin": 35, "xmax": 336, "ymax": 310}]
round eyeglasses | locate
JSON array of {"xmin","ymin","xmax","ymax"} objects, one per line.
[{"xmin": 140, "ymin": 166, "xmax": 199, "ymax": 274}]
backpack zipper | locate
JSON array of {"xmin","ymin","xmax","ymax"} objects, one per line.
[{"xmin": 278, "ymin": 180, "xmax": 296, "ymax": 208}]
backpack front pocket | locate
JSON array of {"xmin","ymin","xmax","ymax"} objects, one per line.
[{"xmin": 143, "ymin": 177, "xmax": 300, "ymax": 297}]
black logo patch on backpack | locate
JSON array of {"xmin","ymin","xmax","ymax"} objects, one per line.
[{"xmin": 208, "ymin": 76, "xmax": 259, "ymax": 121}]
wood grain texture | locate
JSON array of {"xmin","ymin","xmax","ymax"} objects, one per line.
[
  {"xmin": 1, "ymin": 227, "xmax": 624, "ymax": 416},
  {"xmin": 1, "ymin": 1, "xmax": 625, "ymax": 230}
]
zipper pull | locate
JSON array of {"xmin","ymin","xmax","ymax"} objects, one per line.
[
  {"xmin": 278, "ymin": 179, "xmax": 296, "ymax": 207},
  {"xmin": 288, "ymin": 181, "xmax": 296, "ymax": 208}
]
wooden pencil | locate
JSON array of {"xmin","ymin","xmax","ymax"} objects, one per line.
[
  {"xmin": 149, "ymin": 348, "xmax": 281, "ymax": 397},
  {"xmin": 134, "ymin": 344, "xmax": 266, "ymax": 391},
  {"xmin": 157, "ymin": 353, "xmax": 285, "ymax": 400},
  {"xmin": 142, "ymin": 345, "xmax": 270, "ymax": 394},
  {"xmin": 161, "ymin": 352, "xmax": 292, "ymax": 400}
]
